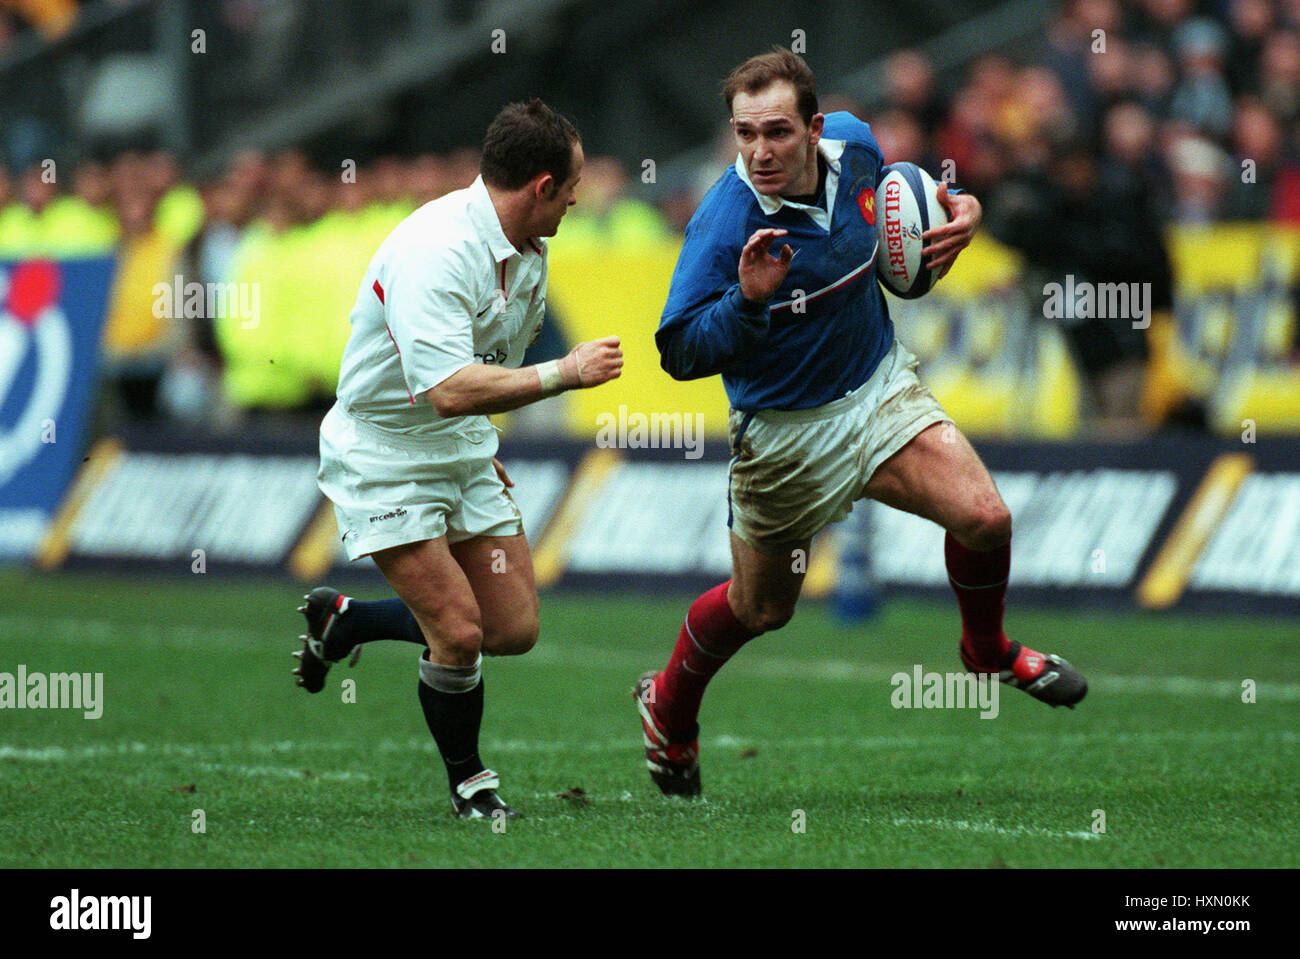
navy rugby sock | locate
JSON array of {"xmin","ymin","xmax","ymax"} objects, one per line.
[
  {"xmin": 332, "ymin": 597, "xmax": 425, "ymax": 648},
  {"xmin": 417, "ymin": 652, "xmax": 487, "ymax": 792}
]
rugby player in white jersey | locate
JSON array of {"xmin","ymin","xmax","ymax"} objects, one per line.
[
  {"xmin": 635, "ymin": 49, "xmax": 1086, "ymax": 798},
  {"xmin": 293, "ymin": 100, "xmax": 622, "ymax": 820}
]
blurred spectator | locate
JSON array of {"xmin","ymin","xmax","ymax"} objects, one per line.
[
  {"xmin": 1085, "ymin": 35, "xmax": 1135, "ymax": 124},
  {"xmin": 175, "ymin": 172, "xmax": 253, "ymax": 377},
  {"xmin": 1046, "ymin": 0, "xmax": 1125, "ymax": 130},
  {"xmin": 932, "ymin": 57, "xmax": 1016, "ymax": 192},
  {"xmin": 39, "ymin": 160, "xmax": 120, "ymax": 255},
  {"xmin": 98, "ymin": 189, "xmax": 178, "ymax": 420},
  {"xmin": 869, "ymin": 109, "xmax": 932, "ymax": 168},
  {"xmin": 407, "ymin": 153, "xmax": 450, "ymax": 205},
  {"xmin": 882, "ymin": 50, "xmax": 945, "ymax": 137},
  {"xmin": 0, "ymin": 163, "xmax": 33, "ymax": 258},
  {"xmin": 1102, "ymin": 100, "xmax": 1172, "ymax": 214},
  {"xmin": 443, "ymin": 148, "xmax": 481, "ymax": 195},
  {"xmin": 370, "ymin": 155, "xmax": 417, "ymax": 224},
  {"xmin": 0, "ymin": 160, "xmax": 117, "ymax": 258},
  {"xmin": 1225, "ymin": 96, "xmax": 1285, "ymax": 218},
  {"xmin": 1226, "ymin": 0, "xmax": 1276, "ymax": 94},
  {"xmin": 17, "ymin": 162, "xmax": 55, "ymax": 214},
  {"xmin": 1168, "ymin": 18, "xmax": 1235, "ymax": 139},
  {"xmin": 554, "ymin": 155, "xmax": 671, "ymax": 251},
  {"xmin": 226, "ymin": 148, "xmax": 271, "ymax": 208},
  {"xmin": 1258, "ymin": 30, "xmax": 1300, "ymax": 122},
  {"xmin": 1166, "ymin": 131, "xmax": 1231, "ymax": 223},
  {"xmin": 984, "ymin": 133, "xmax": 1173, "ymax": 436},
  {"xmin": 659, "ymin": 188, "xmax": 700, "ymax": 234},
  {"xmin": 1128, "ymin": 0, "xmax": 1197, "ymax": 53},
  {"xmin": 148, "ymin": 150, "xmax": 205, "ymax": 250},
  {"xmin": 1130, "ymin": 43, "xmax": 1177, "ymax": 113}
]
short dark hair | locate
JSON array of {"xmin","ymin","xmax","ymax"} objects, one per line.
[
  {"xmin": 722, "ymin": 47, "xmax": 819, "ymax": 125},
  {"xmin": 480, "ymin": 99, "xmax": 581, "ymax": 191}
]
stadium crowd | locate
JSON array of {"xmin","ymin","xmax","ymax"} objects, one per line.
[
  {"xmin": 2, "ymin": 0, "xmax": 1298, "ymax": 432},
  {"xmin": 836, "ymin": 0, "xmax": 1300, "ymax": 431},
  {"xmin": 0, "ymin": 147, "xmax": 671, "ymax": 427}
]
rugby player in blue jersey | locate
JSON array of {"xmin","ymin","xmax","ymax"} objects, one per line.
[{"xmin": 635, "ymin": 48, "xmax": 1087, "ymax": 797}]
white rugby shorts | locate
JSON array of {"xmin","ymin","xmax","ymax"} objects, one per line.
[
  {"xmin": 727, "ymin": 339, "xmax": 951, "ymax": 551},
  {"xmin": 317, "ymin": 404, "xmax": 523, "ymax": 560}
]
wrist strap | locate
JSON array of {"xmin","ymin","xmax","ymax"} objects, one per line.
[{"xmin": 536, "ymin": 359, "xmax": 564, "ymax": 391}]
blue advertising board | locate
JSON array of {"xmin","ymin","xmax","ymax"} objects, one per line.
[{"xmin": 0, "ymin": 257, "xmax": 115, "ymax": 559}]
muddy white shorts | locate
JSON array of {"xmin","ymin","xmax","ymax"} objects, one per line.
[
  {"xmin": 317, "ymin": 404, "xmax": 523, "ymax": 561},
  {"xmin": 727, "ymin": 339, "xmax": 951, "ymax": 551}
]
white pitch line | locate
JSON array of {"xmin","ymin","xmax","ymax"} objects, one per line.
[
  {"xmin": 2, "ymin": 728, "xmax": 1295, "ymax": 764},
  {"xmin": 0, "ymin": 741, "xmax": 409, "ymax": 762},
  {"xmin": 0, "ymin": 614, "xmax": 257, "ymax": 648},
  {"xmin": 529, "ymin": 643, "xmax": 1300, "ymax": 701},
  {"xmin": 885, "ymin": 817, "xmax": 1103, "ymax": 840},
  {"xmin": 3, "ymin": 611, "xmax": 1294, "ymax": 701},
  {"xmin": 195, "ymin": 762, "xmax": 371, "ymax": 782}
]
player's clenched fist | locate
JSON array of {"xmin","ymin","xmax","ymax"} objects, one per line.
[
  {"xmin": 738, "ymin": 228, "xmax": 794, "ymax": 303},
  {"xmin": 562, "ymin": 335, "xmax": 623, "ymax": 387}
]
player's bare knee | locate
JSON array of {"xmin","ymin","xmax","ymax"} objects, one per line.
[
  {"xmin": 484, "ymin": 615, "xmax": 539, "ymax": 656},
  {"xmin": 429, "ymin": 621, "xmax": 484, "ymax": 661},
  {"xmin": 962, "ymin": 501, "xmax": 1012, "ymax": 551},
  {"xmin": 734, "ymin": 598, "xmax": 796, "ymax": 635},
  {"xmin": 758, "ymin": 605, "xmax": 796, "ymax": 633}
]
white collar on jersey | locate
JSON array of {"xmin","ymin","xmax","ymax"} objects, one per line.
[
  {"xmin": 466, "ymin": 175, "xmax": 543, "ymax": 263},
  {"xmin": 734, "ymin": 137, "xmax": 845, "ymax": 233}
]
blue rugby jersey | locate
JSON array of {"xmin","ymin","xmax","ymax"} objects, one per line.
[{"xmin": 656, "ymin": 112, "xmax": 892, "ymax": 411}]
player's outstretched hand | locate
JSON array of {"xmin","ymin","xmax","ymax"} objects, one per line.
[
  {"xmin": 738, "ymin": 228, "xmax": 794, "ymax": 303},
  {"xmin": 922, "ymin": 182, "xmax": 982, "ymax": 279},
  {"xmin": 562, "ymin": 335, "xmax": 623, "ymax": 388}
]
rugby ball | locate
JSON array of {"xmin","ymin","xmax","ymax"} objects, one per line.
[{"xmin": 875, "ymin": 162, "xmax": 950, "ymax": 299}]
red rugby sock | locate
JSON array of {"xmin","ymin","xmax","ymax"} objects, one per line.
[
  {"xmin": 652, "ymin": 581, "xmax": 756, "ymax": 734},
  {"xmin": 945, "ymin": 532, "xmax": 1012, "ymax": 668}
]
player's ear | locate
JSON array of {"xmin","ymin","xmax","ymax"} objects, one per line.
[
  {"xmin": 534, "ymin": 173, "xmax": 556, "ymax": 201},
  {"xmin": 808, "ymin": 113, "xmax": 825, "ymax": 145}
]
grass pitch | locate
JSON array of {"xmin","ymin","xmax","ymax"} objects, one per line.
[{"xmin": 1, "ymin": 568, "xmax": 1295, "ymax": 868}]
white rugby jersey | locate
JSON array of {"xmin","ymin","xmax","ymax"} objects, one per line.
[{"xmin": 334, "ymin": 175, "xmax": 547, "ymax": 436}]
